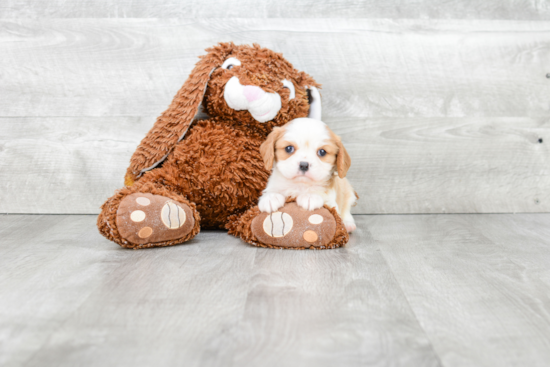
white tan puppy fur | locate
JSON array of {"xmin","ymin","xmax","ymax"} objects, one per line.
[{"xmin": 259, "ymin": 118, "xmax": 357, "ymax": 232}]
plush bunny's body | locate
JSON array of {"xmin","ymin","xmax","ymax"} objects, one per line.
[{"xmin": 98, "ymin": 43, "xmax": 349, "ymax": 249}]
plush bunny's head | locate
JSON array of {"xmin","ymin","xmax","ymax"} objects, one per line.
[
  {"xmin": 125, "ymin": 42, "xmax": 321, "ymax": 184},
  {"xmin": 200, "ymin": 43, "xmax": 321, "ymax": 132}
]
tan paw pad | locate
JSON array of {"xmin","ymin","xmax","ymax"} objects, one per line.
[
  {"xmin": 263, "ymin": 212, "xmax": 293, "ymax": 237},
  {"xmin": 161, "ymin": 201, "xmax": 187, "ymax": 229},
  {"xmin": 308, "ymin": 214, "xmax": 323, "ymax": 224},
  {"xmin": 303, "ymin": 230, "xmax": 318, "ymax": 243},
  {"xmin": 138, "ymin": 227, "xmax": 153, "ymax": 238},
  {"xmin": 130, "ymin": 210, "xmax": 146, "ymax": 222},
  {"xmin": 136, "ymin": 197, "xmax": 151, "ymax": 206}
]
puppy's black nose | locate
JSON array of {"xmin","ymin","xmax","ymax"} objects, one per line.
[{"xmin": 299, "ymin": 162, "xmax": 309, "ymax": 172}]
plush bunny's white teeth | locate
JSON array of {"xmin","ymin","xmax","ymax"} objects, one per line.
[{"xmin": 224, "ymin": 76, "xmax": 282, "ymax": 123}]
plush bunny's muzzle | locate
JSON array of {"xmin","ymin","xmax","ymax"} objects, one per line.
[{"xmin": 224, "ymin": 76, "xmax": 283, "ymax": 123}]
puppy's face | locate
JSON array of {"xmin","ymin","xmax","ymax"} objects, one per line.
[{"xmin": 260, "ymin": 118, "xmax": 351, "ymax": 182}]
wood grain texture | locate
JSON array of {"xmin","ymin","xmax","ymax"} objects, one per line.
[
  {"xmin": 468, "ymin": 214, "xmax": 550, "ymax": 272},
  {"xmin": 0, "ymin": 216, "xmax": 256, "ymax": 367},
  {"xmin": 367, "ymin": 214, "xmax": 550, "ymax": 367},
  {"xmin": 21, "ymin": 230, "xmax": 259, "ymax": 367},
  {"xmin": 0, "ymin": 215, "xmax": 442, "ymax": 367},
  {"xmin": 1, "ymin": 19, "xmax": 549, "ymax": 119},
  {"xmin": 2, "ymin": 214, "xmax": 550, "ymax": 366},
  {"xmin": 228, "ymin": 231, "xmax": 441, "ymax": 367},
  {"xmin": 0, "ymin": 215, "xmax": 123, "ymax": 367},
  {"xmin": 335, "ymin": 116, "xmax": 550, "ymax": 214},
  {"xmin": 0, "ymin": 117, "xmax": 147, "ymax": 214},
  {"xmin": 1, "ymin": 0, "xmax": 549, "ymax": 19},
  {"xmin": 1, "ymin": 116, "xmax": 548, "ymax": 214},
  {"xmin": 1, "ymin": 18, "xmax": 549, "ymax": 214}
]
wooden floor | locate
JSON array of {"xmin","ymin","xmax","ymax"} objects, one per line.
[{"xmin": 1, "ymin": 214, "xmax": 549, "ymax": 367}]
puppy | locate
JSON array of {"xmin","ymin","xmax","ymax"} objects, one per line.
[{"xmin": 258, "ymin": 117, "xmax": 357, "ymax": 232}]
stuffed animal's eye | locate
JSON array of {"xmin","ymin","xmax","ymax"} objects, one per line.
[
  {"xmin": 282, "ymin": 79, "xmax": 296, "ymax": 100},
  {"xmin": 221, "ymin": 57, "xmax": 241, "ymax": 70},
  {"xmin": 285, "ymin": 146, "xmax": 295, "ymax": 153},
  {"xmin": 318, "ymin": 149, "xmax": 326, "ymax": 157}
]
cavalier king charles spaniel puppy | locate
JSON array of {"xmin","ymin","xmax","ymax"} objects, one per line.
[{"xmin": 259, "ymin": 118, "xmax": 357, "ymax": 232}]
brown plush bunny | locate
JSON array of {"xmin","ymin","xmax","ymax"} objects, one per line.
[{"xmin": 97, "ymin": 42, "xmax": 349, "ymax": 249}]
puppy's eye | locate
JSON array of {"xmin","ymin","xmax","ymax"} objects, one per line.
[
  {"xmin": 285, "ymin": 146, "xmax": 295, "ymax": 153},
  {"xmin": 318, "ymin": 149, "xmax": 327, "ymax": 157}
]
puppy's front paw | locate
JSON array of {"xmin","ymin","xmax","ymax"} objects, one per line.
[
  {"xmin": 343, "ymin": 214, "xmax": 356, "ymax": 233},
  {"xmin": 344, "ymin": 221, "xmax": 357, "ymax": 233},
  {"xmin": 258, "ymin": 193, "xmax": 286, "ymax": 213},
  {"xmin": 296, "ymin": 194, "xmax": 324, "ymax": 211}
]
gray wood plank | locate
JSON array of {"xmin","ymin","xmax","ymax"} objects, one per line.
[
  {"xmin": 338, "ymin": 116, "xmax": 550, "ymax": 214},
  {"xmin": 227, "ymin": 232, "xmax": 441, "ymax": 367},
  {"xmin": 0, "ymin": 214, "xmax": 442, "ymax": 367},
  {"xmin": 2, "ymin": 116, "xmax": 548, "ymax": 214},
  {"xmin": 366, "ymin": 214, "xmax": 550, "ymax": 367},
  {"xmin": 0, "ymin": 216, "xmax": 259, "ymax": 367},
  {"xmin": 22, "ymin": 233, "xmax": 258, "ymax": 367},
  {"xmin": 4, "ymin": 213, "xmax": 550, "ymax": 366},
  {"xmin": 0, "ymin": 116, "xmax": 145, "ymax": 214},
  {"xmin": 1, "ymin": 0, "xmax": 549, "ymax": 20},
  {"xmin": 468, "ymin": 214, "xmax": 550, "ymax": 272},
  {"xmin": 1, "ymin": 19, "xmax": 549, "ymax": 118},
  {"xmin": 0, "ymin": 215, "xmax": 123, "ymax": 367}
]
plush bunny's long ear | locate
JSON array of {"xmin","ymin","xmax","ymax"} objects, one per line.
[{"xmin": 124, "ymin": 43, "xmax": 236, "ymax": 186}]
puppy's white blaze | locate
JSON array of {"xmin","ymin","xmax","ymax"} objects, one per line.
[
  {"xmin": 224, "ymin": 76, "xmax": 281, "ymax": 123},
  {"xmin": 283, "ymin": 118, "xmax": 330, "ymax": 147}
]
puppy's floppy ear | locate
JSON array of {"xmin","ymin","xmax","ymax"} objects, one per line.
[
  {"xmin": 329, "ymin": 129, "xmax": 351, "ymax": 178},
  {"xmin": 260, "ymin": 127, "xmax": 285, "ymax": 171},
  {"xmin": 124, "ymin": 42, "xmax": 236, "ymax": 186},
  {"xmin": 336, "ymin": 139, "xmax": 351, "ymax": 178}
]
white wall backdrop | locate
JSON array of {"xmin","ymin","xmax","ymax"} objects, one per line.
[{"xmin": 0, "ymin": 3, "xmax": 549, "ymax": 214}]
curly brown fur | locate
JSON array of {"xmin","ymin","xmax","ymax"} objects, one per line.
[{"xmin": 133, "ymin": 119, "xmax": 271, "ymax": 228}]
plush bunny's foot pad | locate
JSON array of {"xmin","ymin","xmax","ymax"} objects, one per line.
[
  {"xmin": 116, "ymin": 193, "xmax": 197, "ymax": 248},
  {"xmin": 228, "ymin": 202, "xmax": 349, "ymax": 250}
]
